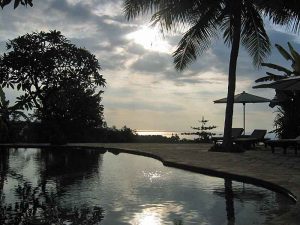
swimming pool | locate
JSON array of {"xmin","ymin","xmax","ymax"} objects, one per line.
[{"xmin": 0, "ymin": 148, "xmax": 293, "ymax": 224}]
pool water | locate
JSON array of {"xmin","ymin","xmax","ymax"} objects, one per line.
[{"xmin": 0, "ymin": 148, "xmax": 293, "ymax": 225}]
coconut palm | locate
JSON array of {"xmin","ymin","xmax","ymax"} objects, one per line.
[
  {"xmin": 256, "ymin": 42, "xmax": 300, "ymax": 83},
  {"xmin": 262, "ymin": 0, "xmax": 300, "ymax": 32},
  {"xmin": 124, "ymin": 0, "xmax": 273, "ymax": 150}
]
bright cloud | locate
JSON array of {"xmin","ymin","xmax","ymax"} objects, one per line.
[
  {"xmin": 126, "ymin": 26, "xmax": 173, "ymax": 53},
  {"xmin": 0, "ymin": 0, "xmax": 299, "ymax": 133}
]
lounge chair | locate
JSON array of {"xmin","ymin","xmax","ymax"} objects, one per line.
[
  {"xmin": 266, "ymin": 136, "xmax": 300, "ymax": 155},
  {"xmin": 233, "ymin": 129, "xmax": 267, "ymax": 149},
  {"xmin": 211, "ymin": 128, "xmax": 244, "ymax": 145}
]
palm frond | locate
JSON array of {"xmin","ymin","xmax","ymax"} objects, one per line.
[
  {"xmin": 150, "ymin": 0, "xmax": 201, "ymax": 31},
  {"xmin": 288, "ymin": 42, "xmax": 300, "ymax": 60},
  {"xmin": 261, "ymin": 63, "xmax": 293, "ymax": 75},
  {"xmin": 255, "ymin": 72, "xmax": 286, "ymax": 83},
  {"xmin": 173, "ymin": 6, "xmax": 222, "ymax": 71},
  {"xmin": 261, "ymin": 0, "xmax": 300, "ymax": 33},
  {"xmin": 123, "ymin": 0, "xmax": 159, "ymax": 20},
  {"xmin": 219, "ymin": 5, "xmax": 233, "ymax": 46},
  {"xmin": 241, "ymin": 3, "xmax": 271, "ymax": 67},
  {"xmin": 275, "ymin": 43, "xmax": 293, "ymax": 61}
]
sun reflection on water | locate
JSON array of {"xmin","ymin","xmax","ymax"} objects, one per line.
[
  {"xmin": 129, "ymin": 204, "xmax": 184, "ymax": 225},
  {"xmin": 142, "ymin": 170, "xmax": 163, "ymax": 182},
  {"xmin": 137, "ymin": 213, "xmax": 161, "ymax": 225},
  {"xmin": 129, "ymin": 207, "xmax": 162, "ymax": 225}
]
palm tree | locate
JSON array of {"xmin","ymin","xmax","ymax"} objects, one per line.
[
  {"xmin": 262, "ymin": 0, "xmax": 300, "ymax": 32},
  {"xmin": 256, "ymin": 42, "xmax": 300, "ymax": 83},
  {"xmin": 255, "ymin": 43, "xmax": 300, "ymax": 138},
  {"xmin": 123, "ymin": 0, "xmax": 273, "ymax": 150}
]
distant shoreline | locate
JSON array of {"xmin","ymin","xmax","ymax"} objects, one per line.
[
  {"xmin": 136, "ymin": 130, "xmax": 221, "ymax": 140},
  {"xmin": 136, "ymin": 130, "xmax": 276, "ymax": 140}
]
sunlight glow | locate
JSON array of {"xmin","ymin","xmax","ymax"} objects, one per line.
[
  {"xmin": 130, "ymin": 209, "xmax": 162, "ymax": 225},
  {"xmin": 126, "ymin": 26, "xmax": 172, "ymax": 53},
  {"xmin": 128, "ymin": 203, "xmax": 184, "ymax": 225},
  {"xmin": 138, "ymin": 213, "xmax": 161, "ymax": 225},
  {"xmin": 143, "ymin": 170, "xmax": 162, "ymax": 182}
]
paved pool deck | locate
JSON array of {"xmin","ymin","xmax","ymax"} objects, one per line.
[{"xmin": 1, "ymin": 142, "xmax": 300, "ymax": 225}]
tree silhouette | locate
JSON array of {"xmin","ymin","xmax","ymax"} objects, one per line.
[
  {"xmin": 256, "ymin": 43, "xmax": 300, "ymax": 138},
  {"xmin": 123, "ymin": 0, "xmax": 300, "ymax": 150},
  {"xmin": 0, "ymin": 87, "xmax": 29, "ymax": 142},
  {"xmin": 0, "ymin": 30, "xmax": 106, "ymax": 143},
  {"xmin": 0, "ymin": 30, "xmax": 105, "ymax": 110},
  {"xmin": 182, "ymin": 116, "xmax": 216, "ymax": 143},
  {"xmin": 34, "ymin": 78, "xmax": 105, "ymax": 143}
]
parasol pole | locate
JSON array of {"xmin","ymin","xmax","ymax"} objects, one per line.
[{"xmin": 243, "ymin": 102, "xmax": 245, "ymax": 134}]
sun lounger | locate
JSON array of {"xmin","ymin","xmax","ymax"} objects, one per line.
[
  {"xmin": 233, "ymin": 129, "xmax": 267, "ymax": 149},
  {"xmin": 211, "ymin": 128, "xmax": 244, "ymax": 145},
  {"xmin": 266, "ymin": 136, "xmax": 300, "ymax": 155}
]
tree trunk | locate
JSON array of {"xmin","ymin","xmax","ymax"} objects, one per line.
[{"xmin": 222, "ymin": 1, "xmax": 242, "ymax": 150}]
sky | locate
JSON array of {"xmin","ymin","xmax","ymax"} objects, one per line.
[{"xmin": 0, "ymin": 0, "xmax": 300, "ymax": 134}]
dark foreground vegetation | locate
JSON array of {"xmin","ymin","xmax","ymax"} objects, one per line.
[{"xmin": 1, "ymin": 121, "xmax": 184, "ymax": 144}]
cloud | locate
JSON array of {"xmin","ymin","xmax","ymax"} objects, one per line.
[
  {"xmin": 0, "ymin": 0, "xmax": 298, "ymax": 132},
  {"xmin": 130, "ymin": 52, "xmax": 171, "ymax": 73},
  {"xmin": 104, "ymin": 100, "xmax": 184, "ymax": 112},
  {"xmin": 49, "ymin": 0, "xmax": 93, "ymax": 21}
]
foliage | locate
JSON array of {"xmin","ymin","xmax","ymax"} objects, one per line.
[
  {"xmin": 270, "ymin": 94, "xmax": 300, "ymax": 138},
  {"xmin": 262, "ymin": 0, "xmax": 300, "ymax": 32},
  {"xmin": 182, "ymin": 116, "xmax": 216, "ymax": 143},
  {"xmin": 4, "ymin": 122, "xmax": 185, "ymax": 143},
  {"xmin": 0, "ymin": 87, "xmax": 28, "ymax": 123},
  {"xmin": 256, "ymin": 42, "xmax": 300, "ymax": 83},
  {"xmin": 0, "ymin": 87, "xmax": 28, "ymax": 142},
  {"xmin": 256, "ymin": 43, "xmax": 300, "ymax": 138},
  {"xmin": 0, "ymin": 30, "xmax": 105, "ymax": 110},
  {"xmin": 135, "ymin": 133, "xmax": 180, "ymax": 143},
  {"xmin": 0, "ymin": 31, "xmax": 105, "ymax": 143},
  {"xmin": 0, "ymin": 0, "xmax": 32, "ymax": 9},
  {"xmin": 0, "ymin": 182, "xmax": 104, "ymax": 225},
  {"xmin": 34, "ymin": 79, "xmax": 104, "ymax": 143}
]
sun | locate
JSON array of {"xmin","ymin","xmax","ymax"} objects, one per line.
[{"xmin": 126, "ymin": 26, "xmax": 172, "ymax": 53}]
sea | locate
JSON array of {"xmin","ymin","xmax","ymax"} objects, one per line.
[
  {"xmin": 136, "ymin": 130, "xmax": 223, "ymax": 140},
  {"xmin": 136, "ymin": 130, "xmax": 276, "ymax": 140}
]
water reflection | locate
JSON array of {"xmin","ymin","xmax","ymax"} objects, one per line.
[
  {"xmin": 0, "ymin": 148, "xmax": 293, "ymax": 225},
  {"xmin": 0, "ymin": 148, "xmax": 9, "ymax": 197},
  {"xmin": 37, "ymin": 148, "xmax": 102, "ymax": 191},
  {"xmin": 0, "ymin": 148, "xmax": 105, "ymax": 225},
  {"xmin": 129, "ymin": 203, "xmax": 184, "ymax": 225},
  {"xmin": 1, "ymin": 182, "xmax": 104, "ymax": 225},
  {"xmin": 225, "ymin": 179, "xmax": 235, "ymax": 225}
]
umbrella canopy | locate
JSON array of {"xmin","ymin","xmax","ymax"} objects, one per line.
[
  {"xmin": 253, "ymin": 76, "xmax": 300, "ymax": 91},
  {"xmin": 214, "ymin": 91, "xmax": 270, "ymax": 133}
]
